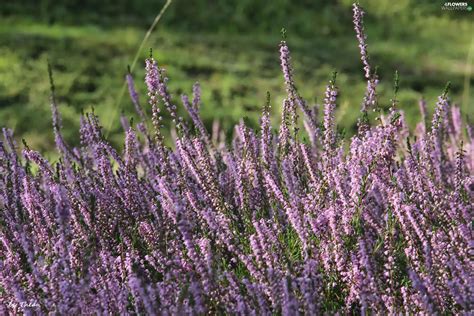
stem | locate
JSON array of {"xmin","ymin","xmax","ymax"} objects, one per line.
[{"xmin": 105, "ymin": 0, "xmax": 173, "ymax": 138}]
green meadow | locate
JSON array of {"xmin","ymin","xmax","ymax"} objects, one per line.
[{"xmin": 0, "ymin": 0, "xmax": 472, "ymax": 155}]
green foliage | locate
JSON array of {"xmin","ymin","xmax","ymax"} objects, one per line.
[{"xmin": 0, "ymin": 0, "xmax": 472, "ymax": 153}]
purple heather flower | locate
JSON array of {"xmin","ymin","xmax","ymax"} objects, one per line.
[
  {"xmin": 353, "ymin": 3, "xmax": 371, "ymax": 80},
  {"xmin": 126, "ymin": 72, "xmax": 146, "ymax": 121},
  {"xmin": 323, "ymin": 81, "xmax": 338, "ymax": 153}
]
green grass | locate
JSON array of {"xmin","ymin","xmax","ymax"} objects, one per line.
[{"xmin": 0, "ymin": 1, "xmax": 472, "ymax": 153}]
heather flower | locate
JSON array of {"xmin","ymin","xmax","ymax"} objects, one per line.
[
  {"xmin": 279, "ymin": 38, "xmax": 318, "ymax": 144},
  {"xmin": 279, "ymin": 40, "xmax": 293, "ymax": 91},
  {"xmin": 260, "ymin": 92, "xmax": 273, "ymax": 166},
  {"xmin": 353, "ymin": 3, "xmax": 379, "ymax": 122},
  {"xmin": 182, "ymin": 93, "xmax": 210, "ymax": 146},
  {"xmin": 126, "ymin": 71, "xmax": 146, "ymax": 121},
  {"xmin": 352, "ymin": 3, "xmax": 371, "ymax": 79},
  {"xmin": 192, "ymin": 82, "xmax": 201, "ymax": 111},
  {"xmin": 323, "ymin": 74, "xmax": 338, "ymax": 153}
]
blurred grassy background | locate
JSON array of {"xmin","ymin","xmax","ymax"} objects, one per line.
[{"xmin": 0, "ymin": 0, "xmax": 473, "ymax": 154}]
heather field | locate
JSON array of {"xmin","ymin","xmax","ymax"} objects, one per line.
[{"xmin": 1, "ymin": 1, "xmax": 473, "ymax": 315}]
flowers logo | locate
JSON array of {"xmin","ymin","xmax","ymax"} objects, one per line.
[{"xmin": 442, "ymin": 2, "xmax": 473, "ymax": 10}]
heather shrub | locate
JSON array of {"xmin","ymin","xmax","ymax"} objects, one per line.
[{"xmin": 1, "ymin": 3, "xmax": 473, "ymax": 315}]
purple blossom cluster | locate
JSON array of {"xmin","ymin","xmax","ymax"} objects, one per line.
[{"xmin": 1, "ymin": 4, "xmax": 473, "ymax": 315}]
